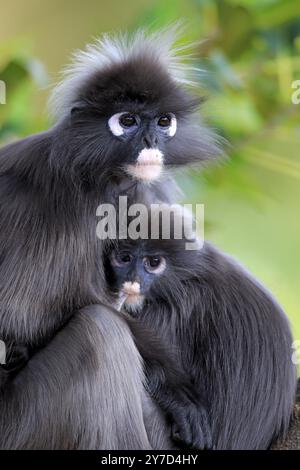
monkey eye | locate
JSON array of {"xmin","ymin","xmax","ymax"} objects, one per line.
[
  {"xmin": 119, "ymin": 253, "xmax": 132, "ymax": 263},
  {"xmin": 119, "ymin": 113, "xmax": 137, "ymax": 128},
  {"xmin": 157, "ymin": 115, "xmax": 172, "ymax": 127},
  {"xmin": 143, "ymin": 256, "xmax": 166, "ymax": 275},
  {"xmin": 111, "ymin": 251, "xmax": 133, "ymax": 267},
  {"xmin": 108, "ymin": 112, "xmax": 138, "ymax": 137},
  {"xmin": 157, "ymin": 113, "xmax": 177, "ymax": 137}
]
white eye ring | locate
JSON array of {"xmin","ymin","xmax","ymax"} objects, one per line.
[
  {"xmin": 157, "ymin": 113, "xmax": 177, "ymax": 137},
  {"xmin": 143, "ymin": 256, "xmax": 166, "ymax": 275},
  {"xmin": 169, "ymin": 114, "xmax": 177, "ymax": 137},
  {"xmin": 108, "ymin": 112, "xmax": 127, "ymax": 136}
]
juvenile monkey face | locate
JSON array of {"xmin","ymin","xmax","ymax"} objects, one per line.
[{"xmin": 107, "ymin": 248, "xmax": 167, "ymax": 312}]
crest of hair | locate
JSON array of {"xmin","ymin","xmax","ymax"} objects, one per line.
[{"xmin": 48, "ymin": 24, "xmax": 199, "ymax": 119}]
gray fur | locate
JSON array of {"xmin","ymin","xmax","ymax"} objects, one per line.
[
  {"xmin": 0, "ymin": 305, "xmax": 156, "ymax": 449},
  {"xmin": 0, "ymin": 28, "xmax": 220, "ymax": 449},
  {"xmin": 106, "ymin": 238, "xmax": 298, "ymax": 450},
  {"xmin": 49, "ymin": 25, "xmax": 199, "ymax": 119}
]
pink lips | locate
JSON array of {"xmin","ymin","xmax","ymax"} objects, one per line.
[{"xmin": 126, "ymin": 148, "xmax": 164, "ymax": 181}]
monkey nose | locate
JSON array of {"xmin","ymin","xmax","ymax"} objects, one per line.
[{"xmin": 142, "ymin": 133, "xmax": 158, "ymax": 148}]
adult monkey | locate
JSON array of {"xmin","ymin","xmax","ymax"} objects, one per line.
[{"xmin": 0, "ymin": 28, "xmax": 219, "ymax": 449}]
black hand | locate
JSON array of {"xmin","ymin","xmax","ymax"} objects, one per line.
[
  {"xmin": 169, "ymin": 399, "xmax": 212, "ymax": 449},
  {"xmin": 127, "ymin": 317, "xmax": 213, "ymax": 449}
]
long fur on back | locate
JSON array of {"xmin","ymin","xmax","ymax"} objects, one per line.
[{"xmin": 105, "ymin": 232, "xmax": 298, "ymax": 449}]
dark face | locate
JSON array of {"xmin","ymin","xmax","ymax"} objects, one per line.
[
  {"xmin": 105, "ymin": 109, "xmax": 176, "ymax": 181},
  {"xmin": 105, "ymin": 235, "xmax": 198, "ymax": 312},
  {"xmin": 61, "ymin": 55, "xmax": 215, "ymax": 183},
  {"xmin": 106, "ymin": 242, "xmax": 168, "ymax": 311}
]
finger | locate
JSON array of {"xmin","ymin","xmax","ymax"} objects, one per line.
[{"xmin": 171, "ymin": 419, "xmax": 192, "ymax": 446}]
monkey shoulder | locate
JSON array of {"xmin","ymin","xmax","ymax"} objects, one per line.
[
  {"xmin": 193, "ymin": 242, "xmax": 290, "ymax": 328},
  {"xmin": 0, "ymin": 131, "xmax": 52, "ymax": 168},
  {"xmin": 0, "ymin": 131, "xmax": 53, "ymax": 212}
]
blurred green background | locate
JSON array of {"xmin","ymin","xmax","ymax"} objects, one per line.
[{"xmin": 0, "ymin": 0, "xmax": 299, "ymax": 342}]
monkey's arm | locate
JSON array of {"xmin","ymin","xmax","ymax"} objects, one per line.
[
  {"xmin": 0, "ymin": 305, "xmax": 152, "ymax": 450},
  {"xmin": 128, "ymin": 317, "xmax": 212, "ymax": 450},
  {"xmin": 146, "ymin": 369, "xmax": 212, "ymax": 450}
]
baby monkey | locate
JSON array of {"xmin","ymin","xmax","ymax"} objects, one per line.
[{"xmin": 104, "ymin": 209, "xmax": 297, "ymax": 450}]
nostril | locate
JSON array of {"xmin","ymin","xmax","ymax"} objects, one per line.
[
  {"xmin": 142, "ymin": 133, "xmax": 158, "ymax": 148},
  {"xmin": 143, "ymin": 136, "xmax": 151, "ymax": 148}
]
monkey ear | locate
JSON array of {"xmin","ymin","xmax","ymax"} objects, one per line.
[{"xmin": 70, "ymin": 102, "xmax": 87, "ymax": 119}]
